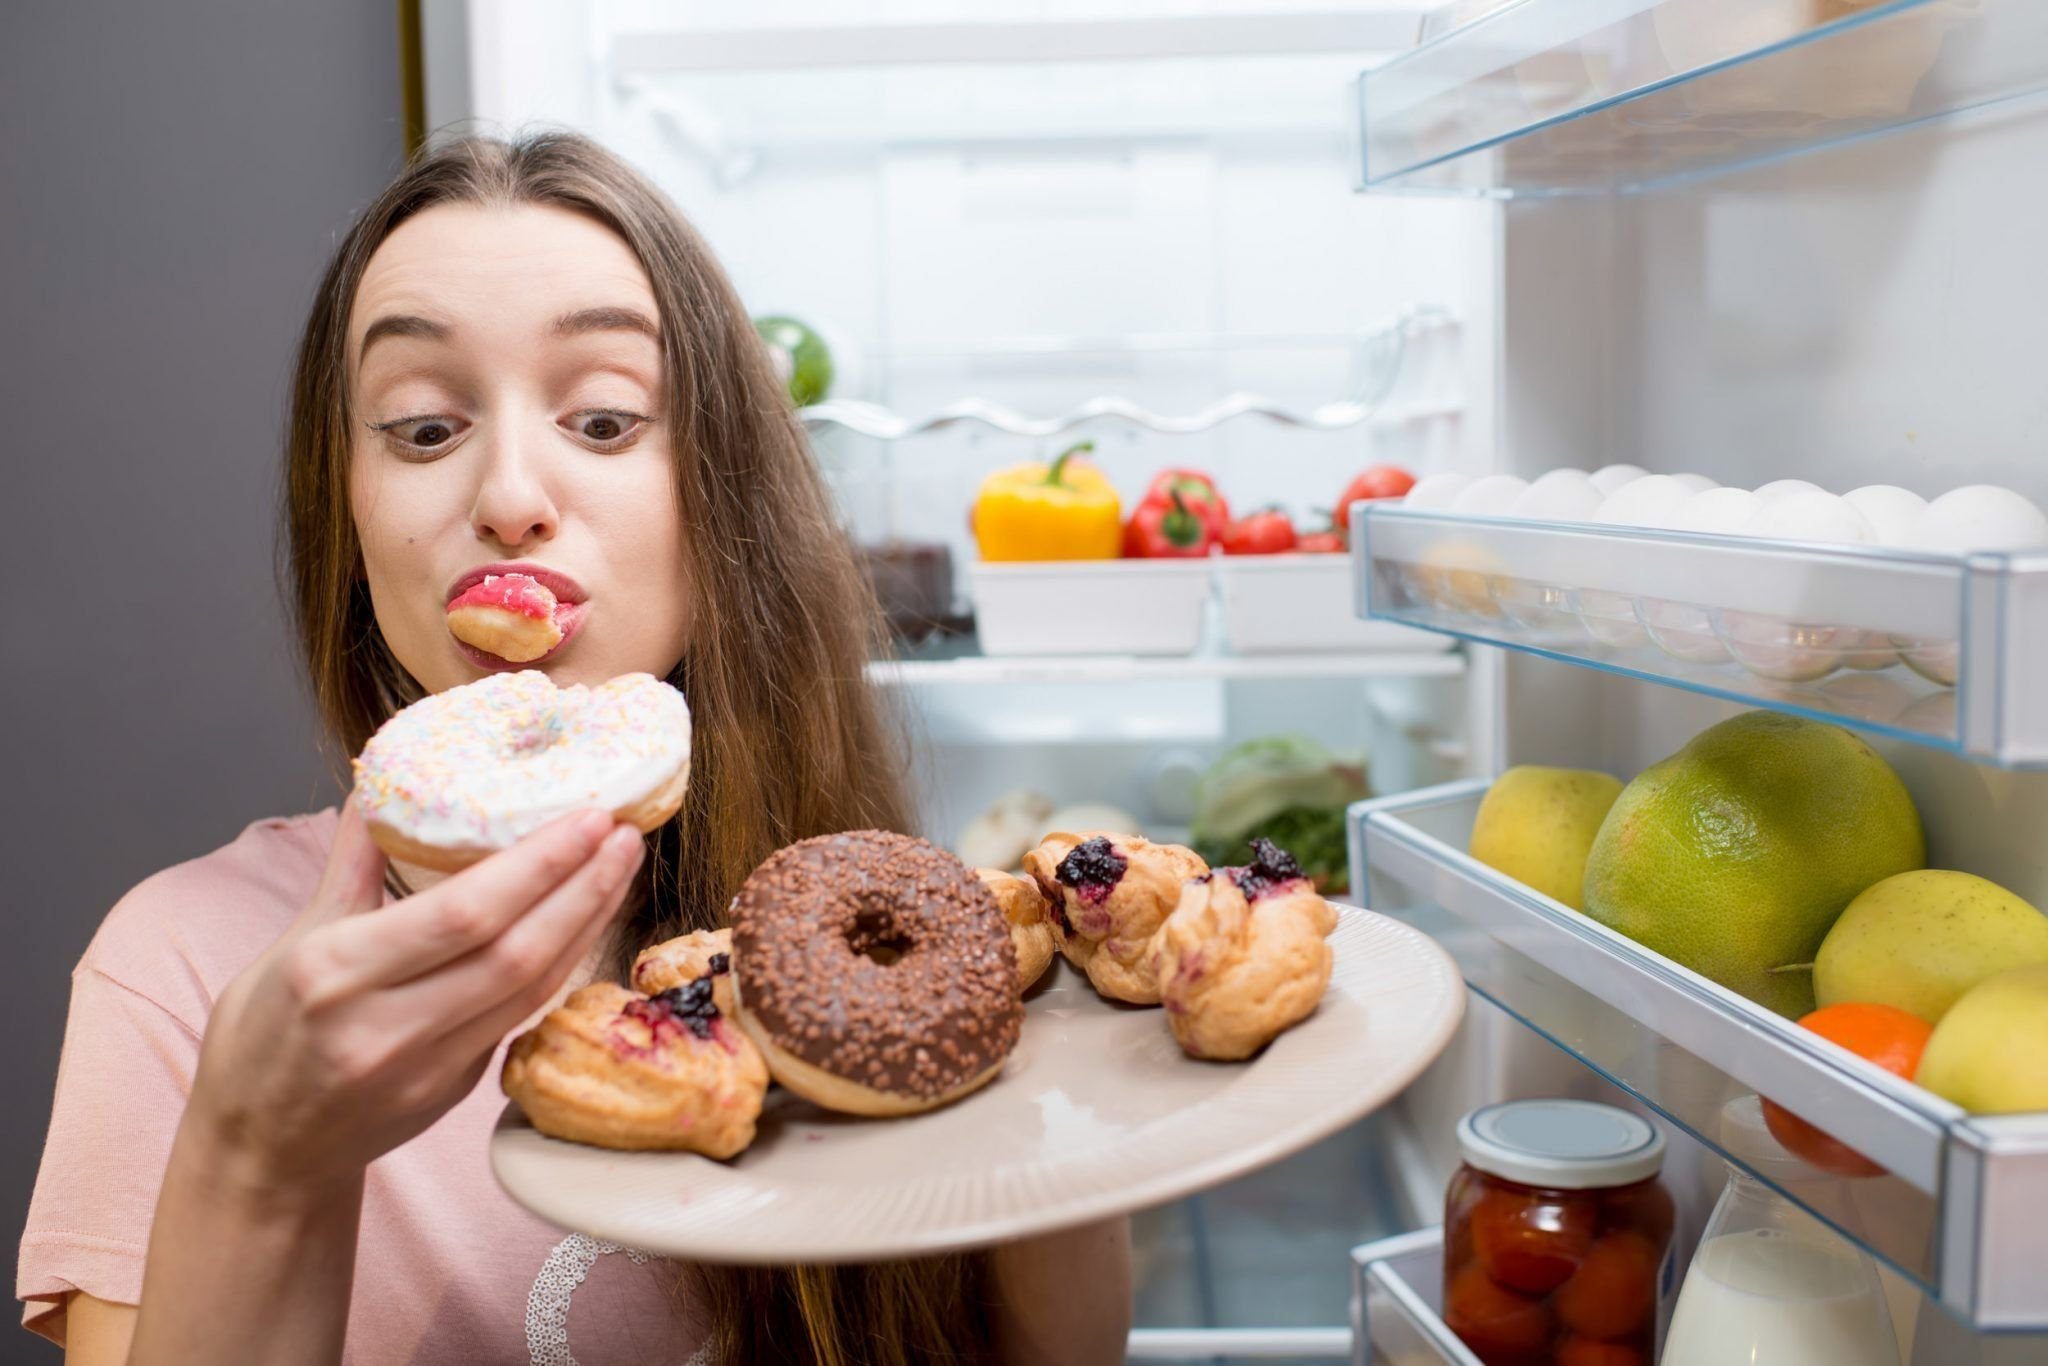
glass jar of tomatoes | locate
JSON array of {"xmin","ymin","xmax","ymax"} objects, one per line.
[{"xmin": 1444, "ymin": 1100, "xmax": 1674, "ymax": 1366}]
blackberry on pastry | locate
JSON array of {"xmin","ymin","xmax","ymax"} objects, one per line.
[
  {"xmin": 501, "ymin": 977, "xmax": 768, "ymax": 1157},
  {"xmin": 1022, "ymin": 831, "xmax": 1207, "ymax": 1004}
]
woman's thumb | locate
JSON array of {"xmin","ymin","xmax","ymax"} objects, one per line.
[{"xmin": 306, "ymin": 794, "xmax": 389, "ymax": 923}]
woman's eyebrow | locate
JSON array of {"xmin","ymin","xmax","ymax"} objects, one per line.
[
  {"xmin": 358, "ymin": 313, "xmax": 449, "ymax": 362},
  {"xmin": 552, "ymin": 306, "xmax": 659, "ymax": 340}
]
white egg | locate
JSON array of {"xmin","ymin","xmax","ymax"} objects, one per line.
[
  {"xmin": 1888, "ymin": 486, "xmax": 2047, "ymax": 687},
  {"xmin": 1632, "ymin": 485, "xmax": 1746, "ymax": 666},
  {"xmin": 1671, "ymin": 473, "xmax": 1720, "ymax": 494},
  {"xmin": 1744, "ymin": 491, "xmax": 1876, "ymax": 544},
  {"xmin": 1675, "ymin": 487, "xmax": 1764, "ymax": 535},
  {"xmin": 1754, "ymin": 478, "xmax": 1827, "ymax": 501},
  {"xmin": 1842, "ymin": 485, "xmax": 1929, "ymax": 546},
  {"xmin": 1725, "ymin": 492, "xmax": 1879, "ymax": 681},
  {"xmin": 1909, "ymin": 485, "xmax": 2048, "ymax": 552},
  {"xmin": 1590, "ymin": 463, "xmax": 1648, "ymax": 495},
  {"xmin": 1403, "ymin": 472, "xmax": 1474, "ymax": 511},
  {"xmin": 1493, "ymin": 472, "xmax": 1600, "ymax": 634},
  {"xmin": 1509, "ymin": 470, "xmax": 1605, "ymax": 523},
  {"xmin": 1451, "ymin": 475, "xmax": 1530, "ymax": 517},
  {"xmin": 1595, "ymin": 474, "xmax": 1696, "ymax": 529}
]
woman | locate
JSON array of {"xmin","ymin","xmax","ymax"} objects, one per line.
[{"xmin": 20, "ymin": 133, "xmax": 1131, "ymax": 1365}]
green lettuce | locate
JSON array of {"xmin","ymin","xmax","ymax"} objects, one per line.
[{"xmin": 1190, "ymin": 736, "xmax": 1369, "ymax": 893}]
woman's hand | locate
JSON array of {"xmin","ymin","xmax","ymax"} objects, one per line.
[
  {"xmin": 127, "ymin": 798, "xmax": 643, "ymax": 1364},
  {"xmin": 185, "ymin": 796, "xmax": 645, "ymax": 1191}
]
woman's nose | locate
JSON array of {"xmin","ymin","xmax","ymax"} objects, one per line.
[{"xmin": 469, "ymin": 430, "xmax": 560, "ymax": 552}]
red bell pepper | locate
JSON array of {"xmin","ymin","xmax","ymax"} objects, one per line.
[{"xmin": 1139, "ymin": 468, "xmax": 1230, "ymax": 536}]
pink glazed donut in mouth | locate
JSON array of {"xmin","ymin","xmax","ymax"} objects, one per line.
[
  {"xmin": 351, "ymin": 670, "xmax": 692, "ymax": 872},
  {"xmin": 446, "ymin": 572, "xmax": 564, "ymax": 663}
]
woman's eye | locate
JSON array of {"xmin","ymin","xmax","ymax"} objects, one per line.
[
  {"xmin": 372, "ymin": 415, "xmax": 468, "ymax": 455},
  {"xmin": 567, "ymin": 410, "xmax": 648, "ymax": 449}
]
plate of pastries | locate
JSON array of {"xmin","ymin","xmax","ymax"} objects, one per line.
[
  {"xmin": 490, "ymin": 823, "xmax": 1464, "ymax": 1261},
  {"xmin": 351, "ymin": 669, "xmax": 1462, "ymax": 1260}
]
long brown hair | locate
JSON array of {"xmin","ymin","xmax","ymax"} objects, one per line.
[{"xmin": 283, "ymin": 131, "xmax": 994, "ymax": 1365}]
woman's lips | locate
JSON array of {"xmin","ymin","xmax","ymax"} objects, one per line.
[{"xmin": 453, "ymin": 601, "xmax": 588, "ymax": 670}]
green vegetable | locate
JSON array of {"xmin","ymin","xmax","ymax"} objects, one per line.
[
  {"xmin": 754, "ymin": 314, "xmax": 834, "ymax": 407},
  {"xmin": 1190, "ymin": 736, "xmax": 1369, "ymax": 893}
]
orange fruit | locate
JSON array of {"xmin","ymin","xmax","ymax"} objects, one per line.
[
  {"xmin": 1762, "ymin": 1002, "xmax": 1933, "ymax": 1177},
  {"xmin": 1552, "ymin": 1232, "xmax": 1658, "ymax": 1340}
]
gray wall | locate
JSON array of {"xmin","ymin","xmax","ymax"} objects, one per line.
[{"xmin": 3, "ymin": 2, "xmax": 403, "ymax": 1352}]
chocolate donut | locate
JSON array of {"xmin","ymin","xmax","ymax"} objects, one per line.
[{"xmin": 731, "ymin": 831, "xmax": 1022, "ymax": 1117}]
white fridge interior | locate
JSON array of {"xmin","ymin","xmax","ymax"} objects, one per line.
[{"xmin": 434, "ymin": 0, "xmax": 2048, "ymax": 1359}]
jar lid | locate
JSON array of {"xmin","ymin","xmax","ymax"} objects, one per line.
[{"xmin": 1457, "ymin": 1100, "xmax": 1665, "ymax": 1190}]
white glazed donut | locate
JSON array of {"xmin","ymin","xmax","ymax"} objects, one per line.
[{"xmin": 352, "ymin": 670, "xmax": 691, "ymax": 871}]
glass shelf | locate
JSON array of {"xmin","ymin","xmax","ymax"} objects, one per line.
[
  {"xmin": 1354, "ymin": 504, "xmax": 2048, "ymax": 767},
  {"xmin": 1351, "ymin": 781, "xmax": 2048, "ymax": 1329},
  {"xmin": 1357, "ymin": 0, "xmax": 2048, "ymax": 197},
  {"xmin": 870, "ymin": 639, "xmax": 1464, "ymax": 687},
  {"xmin": 1351, "ymin": 1227, "xmax": 1478, "ymax": 1365}
]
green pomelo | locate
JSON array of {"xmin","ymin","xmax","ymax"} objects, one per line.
[{"xmin": 1582, "ymin": 712, "xmax": 1924, "ymax": 1018}]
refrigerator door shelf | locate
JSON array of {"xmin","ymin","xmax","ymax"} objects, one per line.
[
  {"xmin": 1351, "ymin": 781, "xmax": 2048, "ymax": 1329},
  {"xmin": 1358, "ymin": 0, "xmax": 2048, "ymax": 197},
  {"xmin": 1350, "ymin": 1227, "xmax": 1482, "ymax": 1366},
  {"xmin": 1356, "ymin": 504, "xmax": 2048, "ymax": 768}
]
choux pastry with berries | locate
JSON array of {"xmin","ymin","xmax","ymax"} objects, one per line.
[
  {"xmin": 1151, "ymin": 838, "xmax": 1336, "ymax": 1061},
  {"xmin": 1023, "ymin": 831, "xmax": 1207, "ymax": 1005}
]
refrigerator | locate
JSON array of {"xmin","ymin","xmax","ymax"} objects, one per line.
[{"xmin": 429, "ymin": 1, "xmax": 2048, "ymax": 1360}]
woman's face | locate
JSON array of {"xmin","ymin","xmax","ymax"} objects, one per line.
[{"xmin": 348, "ymin": 202, "xmax": 691, "ymax": 693}]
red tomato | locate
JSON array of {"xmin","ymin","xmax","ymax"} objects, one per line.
[
  {"xmin": 1333, "ymin": 465, "xmax": 1416, "ymax": 529},
  {"xmin": 1470, "ymin": 1186, "xmax": 1596, "ymax": 1295},
  {"xmin": 1124, "ymin": 490, "xmax": 1217, "ymax": 558},
  {"xmin": 1556, "ymin": 1337, "xmax": 1647, "ymax": 1366},
  {"xmin": 1552, "ymin": 1232, "xmax": 1658, "ymax": 1340},
  {"xmin": 1297, "ymin": 528, "xmax": 1347, "ymax": 554},
  {"xmin": 1141, "ymin": 468, "xmax": 1230, "ymax": 533},
  {"xmin": 1444, "ymin": 1264, "xmax": 1554, "ymax": 1363},
  {"xmin": 1220, "ymin": 508, "xmax": 1298, "ymax": 555}
]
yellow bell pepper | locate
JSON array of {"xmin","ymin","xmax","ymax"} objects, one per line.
[{"xmin": 973, "ymin": 441, "xmax": 1123, "ymax": 562}]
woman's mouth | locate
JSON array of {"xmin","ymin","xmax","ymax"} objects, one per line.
[{"xmin": 446, "ymin": 569, "xmax": 589, "ymax": 669}]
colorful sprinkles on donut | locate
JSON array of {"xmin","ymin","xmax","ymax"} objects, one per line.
[{"xmin": 352, "ymin": 670, "xmax": 690, "ymax": 859}]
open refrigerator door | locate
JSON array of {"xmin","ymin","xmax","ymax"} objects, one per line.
[{"xmin": 436, "ymin": 0, "xmax": 2048, "ymax": 1360}]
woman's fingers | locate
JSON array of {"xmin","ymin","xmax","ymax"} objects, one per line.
[
  {"xmin": 305, "ymin": 809, "xmax": 615, "ymax": 997},
  {"xmin": 298, "ymin": 796, "xmax": 390, "ymax": 930},
  {"xmin": 427, "ymin": 835, "xmax": 641, "ymax": 1075},
  {"xmin": 374, "ymin": 824, "xmax": 644, "ymax": 1042}
]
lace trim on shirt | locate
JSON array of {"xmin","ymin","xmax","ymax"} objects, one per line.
[{"xmin": 527, "ymin": 1232, "xmax": 710, "ymax": 1366}]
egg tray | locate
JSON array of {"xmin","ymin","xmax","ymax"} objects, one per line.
[{"xmin": 1354, "ymin": 505, "xmax": 2048, "ymax": 768}]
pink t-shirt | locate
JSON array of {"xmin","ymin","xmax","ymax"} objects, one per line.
[{"xmin": 18, "ymin": 809, "xmax": 708, "ymax": 1364}]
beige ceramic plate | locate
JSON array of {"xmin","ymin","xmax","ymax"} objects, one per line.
[{"xmin": 491, "ymin": 906, "xmax": 1463, "ymax": 1262}]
